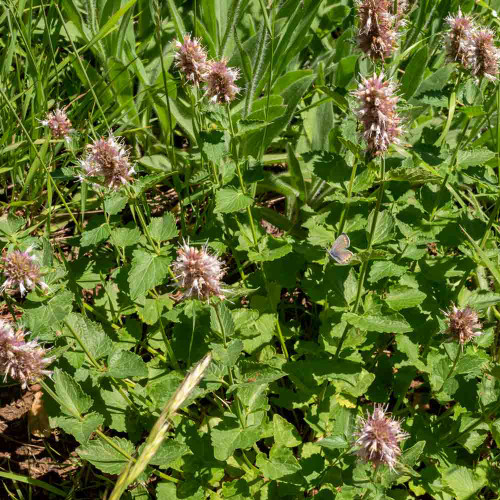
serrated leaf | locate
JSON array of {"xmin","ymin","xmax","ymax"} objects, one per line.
[
  {"xmin": 138, "ymin": 440, "xmax": 189, "ymax": 467},
  {"xmin": 211, "ymin": 415, "xmax": 261, "ymax": 460},
  {"xmin": 247, "ymin": 237, "xmax": 292, "ymax": 262},
  {"xmin": 443, "ymin": 464, "xmax": 487, "ymax": 500},
  {"xmin": 457, "ymin": 148, "xmax": 495, "ymax": 167},
  {"xmin": 273, "ymin": 414, "xmax": 302, "ymax": 447},
  {"xmin": 113, "ymin": 226, "xmax": 141, "ymax": 247},
  {"xmin": 386, "ymin": 167, "xmax": 440, "ymax": 184},
  {"xmin": 317, "ymin": 435, "xmax": 349, "ymax": 449},
  {"xmin": 104, "ymin": 192, "xmax": 128, "ymax": 215},
  {"xmin": 214, "ymin": 187, "xmax": 253, "ymax": 214},
  {"xmin": 65, "ymin": 313, "xmax": 113, "ymax": 361},
  {"xmin": 53, "ymin": 368, "xmax": 92, "ymax": 417},
  {"xmin": 368, "ymin": 261, "xmax": 407, "ymax": 283},
  {"xmin": 81, "ymin": 224, "xmax": 110, "ymax": 247},
  {"xmin": 128, "ymin": 249, "xmax": 171, "ymax": 300},
  {"xmin": 210, "ymin": 302, "xmax": 235, "ymax": 339},
  {"xmin": 148, "ymin": 213, "xmax": 177, "ymax": 242},
  {"xmin": 106, "ymin": 350, "xmax": 148, "ymax": 379},
  {"xmin": 57, "ymin": 412, "xmax": 104, "ymax": 444},
  {"xmin": 344, "ymin": 312, "xmax": 412, "ymax": 333},
  {"xmin": 385, "ymin": 285, "xmax": 427, "ymax": 311},
  {"xmin": 466, "ymin": 291, "xmax": 500, "ymax": 309},
  {"xmin": 77, "ymin": 437, "xmax": 135, "ymax": 474},
  {"xmin": 256, "ymin": 444, "xmax": 301, "ymax": 480},
  {"xmin": 367, "ymin": 210, "xmax": 394, "ymax": 246},
  {"xmin": 401, "ymin": 46, "xmax": 428, "ymax": 99},
  {"xmin": 200, "ymin": 130, "xmax": 226, "ymax": 164}
]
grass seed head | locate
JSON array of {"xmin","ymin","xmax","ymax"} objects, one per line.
[
  {"xmin": 444, "ymin": 304, "xmax": 483, "ymax": 345},
  {"xmin": 173, "ymin": 242, "xmax": 226, "ymax": 301},
  {"xmin": 1, "ymin": 248, "xmax": 48, "ymax": 297},
  {"xmin": 0, "ymin": 320, "xmax": 53, "ymax": 389},
  {"xmin": 352, "ymin": 73, "xmax": 403, "ymax": 155},
  {"xmin": 80, "ymin": 135, "xmax": 135, "ymax": 190},
  {"xmin": 353, "ymin": 404, "xmax": 408, "ymax": 470},
  {"xmin": 174, "ymin": 34, "xmax": 210, "ymax": 86},
  {"xmin": 205, "ymin": 59, "xmax": 240, "ymax": 104}
]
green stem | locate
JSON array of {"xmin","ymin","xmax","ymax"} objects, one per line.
[
  {"xmin": 338, "ymin": 159, "xmax": 358, "ymax": 235},
  {"xmin": 437, "ymin": 346, "xmax": 461, "ymax": 394}
]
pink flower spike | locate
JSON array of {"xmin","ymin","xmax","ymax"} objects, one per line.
[
  {"xmin": 204, "ymin": 60, "xmax": 240, "ymax": 104},
  {"xmin": 353, "ymin": 404, "xmax": 408, "ymax": 470},
  {"xmin": 174, "ymin": 34, "xmax": 210, "ymax": 86},
  {"xmin": 1, "ymin": 248, "xmax": 48, "ymax": 297},
  {"xmin": 0, "ymin": 320, "xmax": 53, "ymax": 389},
  {"xmin": 172, "ymin": 241, "xmax": 226, "ymax": 301},
  {"xmin": 41, "ymin": 108, "xmax": 74, "ymax": 140}
]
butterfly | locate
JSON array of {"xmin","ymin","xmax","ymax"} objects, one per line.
[{"xmin": 328, "ymin": 233, "xmax": 353, "ymax": 264}]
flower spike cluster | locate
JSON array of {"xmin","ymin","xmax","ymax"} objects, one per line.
[
  {"xmin": 41, "ymin": 108, "xmax": 73, "ymax": 140},
  {"xmin": 444, "ymin": 304, "xmax": 483, "ymax": 346},
  {"xmin": 1, "ymin": 248, "xmax": 48, "ymax": 297},
  {"xmin": 445, "ymin": 10, "xmax": 499, "ymax": 81},
  {"xmin": 174, "ymin": 34, "xmax": 210, "ymax": 86},
  {"xmin": 0, "ymin": 320, "xmax": 53, "ymax": 389},
  {"xmin": 353, "ymin": 404, "xmax": 408, "ymax": 470},
  {"xmin": 80, "ymin": 135, "xmax": 135, "ymax": 190},
  {"xmin": 352, "ymin": 73, "xmax": 403, "ymax": 155},
  {"xmin": 173, "ymin": 242, "xmax": 226, "ymax": 301},
  {"xmin": 357, "ymin": 0, "xmax": 405, "ymax": 60},
  {"xmin": 173, "ymin": 34, "xmax": 240, "ymax": 104}
]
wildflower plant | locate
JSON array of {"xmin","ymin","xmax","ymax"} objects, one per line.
[{"xmin": 2, "ymin": 1, "xmax": 500, "ymax": 499}]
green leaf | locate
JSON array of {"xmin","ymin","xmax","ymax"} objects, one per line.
[
  {"xmin": 368, "ymin": 261, "xmax": 407, "ymax": 283},
  {"xmin": 457, "ymin": 148, "xmax": 495, "ymax": 167},
  {"xmin": 256, "ymin": 444, "xmax": 301, "ymax": 480},
  {"xmin": 148, "ymin": 213, "xmax": 177, "ymax": 242},
  {"xmin": 317, "ymin": 435, "xmax": 349, "ymax": 450},
  {"xmin": 211, "ymin": 415, "xmax": 261, "ymax": 461},
  {"xmin": 344, "ymin": 312, "xmax": 412, "ymax": 333},
  {"xmin": 367, "ymin": 210, "xmax": 394, "ymax": 246},
  {"xmin": 384, "ymin": 285, "xmax": 427, "ymax": 311},
  {"xmin": 113, "ymin": 226, "xmax": 141, "ymax": 247},
  {"xmin": 273, "ymin": 414, "xmax": 302, "ymax": 447},
  {"xmin": 77, "ymin": 437, "xmax": 135, "ymax": 474},
  {"xmin": 200, "ymin": 130, "xmax": 227, "ymax": 164},
  {"xmin": 214, "ymin": 187, "xmax": 254, "ymax": 214},
  {"xmin": 106, "ymin": 350, "xmax": 148, "ymax": 379},
  {"xmin": 138, "ymin": 440, "xmax": 189, "ymax": 467},
  {"xmin": 247, "ymin": 236, "xmax": 292, "ymax": 262},
  {"xmin": 81, "ymin": 224, "xmax": 110, "ymax": 247},
  {"xmin": 443, "ymin": 464, "xmax": 488, "ymax": 500},
  {"xmin": 65, "ymin": 313, "xmax": 114, "ymax": 361},
  {"xmin": 57, "ymin": 413, "xmax": 104, "ymax": 444},
  {"xmin": 401, "ymin": 46, "xmax": 428, "ymax": 99},
  {"xmin": 53, "ymin": 368, "xmax": 92, "ymax": 418},
  {"xmin": 104, "ymin": 192, "xmax": 128, "ymax": 215},
  {"xmin": 210, "ymin": 303, "xmax": 235, "ymax": 339},
  {"xmin": 128, "ymin": 249, "xmax": 171, "ymax": 300},
  {"xmin": 210, "ymin": 339, "xmax": 243, "ymax": 368}
]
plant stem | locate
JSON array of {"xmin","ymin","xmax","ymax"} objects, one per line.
[
  {"xmin": 338, "ymin": 159, "xmax": 358, "ymax": 235},
  {"xmin": 437, "ymin": 346, "xmax": 461, "ymax": 394}
]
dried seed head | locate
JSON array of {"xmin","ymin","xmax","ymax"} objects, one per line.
[
  {"xmin": 357, "ymin": 0, "xmax": 399, "ymax": 60},
  {"xmin": 352, "ymin": 73, "xmax": 403, "ymax": 155},
  {"xmin": 205, "ymin": 60, "xmax": 240, "ymax": 104},
  {"xmin": 172, "ymin": 242, "xmax": 226, "ymax": 301},
  {"xmin": 174, "ymin": 34, "xmax": 210, "ymax": 86},
  {"xmin": 41, "ymin": 108, "xmax": 74, "ymax": 140},
  {"xmin": 1, "ymin": 248, "xmax": 48, "ymax": 297},
  {"xmin": 80, "ymin": 136, "xmax": 135, "ymax": 189},
  {"xmin": 0, "ymin": 320, "xmax": 53, "ymax": 389},
  {"xmin": 470, "ymin": 29, "xmax": 500, "ymax": 81},
  {"xmin": 445, "ymin": 10, "xmax": 477, "ymax": 68},
  {"xmin": 444, "ymin": 304, "xmax": 483, "ymax": 345},
  {"xmin": 353, "ymin": 404, "xmax": 408, "ymax": 470}
]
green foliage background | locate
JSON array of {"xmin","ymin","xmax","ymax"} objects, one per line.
[{"xmin": 1, "ymin": 0, "xmax": 500, "ymax": 498}]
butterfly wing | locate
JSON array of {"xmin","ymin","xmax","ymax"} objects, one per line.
[{"xmin": 328, "ymin": 233, "xmax": 354, "ymax": 264}]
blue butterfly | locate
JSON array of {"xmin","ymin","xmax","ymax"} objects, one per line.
[{"xmin": 328, "ymin": 233, "xmax": 354, "ymax": 264}]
